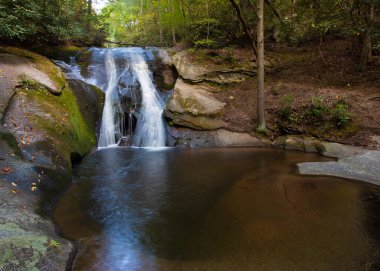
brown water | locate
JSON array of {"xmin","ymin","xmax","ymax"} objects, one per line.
[{"xmin": 54, "ymin": 147, "xmax": 380, "ymax": 271}]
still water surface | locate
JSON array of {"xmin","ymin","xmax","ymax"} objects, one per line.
[{"xmin": 54, "ymin": 147, "xmax": 380, "ymax": 271}]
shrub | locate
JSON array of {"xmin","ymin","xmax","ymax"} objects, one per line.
[
  {"xmin": 331, "ymin": 100, "xmax": 351, "ymax": 127},
  {"xmin": 278, "ymin": 94, "xmax": 295, "ymax": 121},
  {"xmin": 306, "ymin": 96, "xmax": 328, "ymax": 125}
]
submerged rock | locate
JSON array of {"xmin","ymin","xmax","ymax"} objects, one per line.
[
  {"xmin": 164, "ymin": 79, "xmax": 226, "ymax": 130},
  {"xmin": 298, "ymin": 151, "xmax": 380, "ymax": 185}
]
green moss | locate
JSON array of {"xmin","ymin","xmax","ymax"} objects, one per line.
[
  {"xmin": 19, "ymin": 83, "xmax": 95, "ymax": 167},
  {"xmin": 30, "ymin": 45, "xmax": 82, "ymax": 62},
  {"xmin": 0, "ymin": 223, "xmax": 48, "ymax": 271}
]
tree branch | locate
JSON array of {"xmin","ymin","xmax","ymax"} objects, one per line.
[
  {"xmin": 264, "ymin": 0, "xmax": 284, "ymax": 25},
  {"xmin": 228, "ymin": 0, "xmax": 257, "ymax": 56}
]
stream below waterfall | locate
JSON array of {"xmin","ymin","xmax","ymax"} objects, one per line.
[
  {"xmin": 55, "ymin": 147, "xmax": 380, "ymax": 271},
  {"xmin": 54, "ymin": 47, "xmax": 380, "ymax": 270}
]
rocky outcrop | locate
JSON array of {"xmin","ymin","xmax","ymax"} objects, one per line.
[
  {"xmin": 0, "ymin": 47, "xmax": 104, "ymax": 270},
  {"xmin": 164, "ymin": 79, "xmax": 227, "ymax": 130},
  {"xmin": 151, "ymin": 49, "xmax": 178, "ymax": 91},
  {"xmin": 166, "ymin": 127, "xmax": 270, "ymax": 147},
  {"xmin": 171, "ymin": 50, "xmax": 256, "ymax": 84},
  {"xmin": 0, "ymin": 48, "xmax": 66, "ymax": 121}
]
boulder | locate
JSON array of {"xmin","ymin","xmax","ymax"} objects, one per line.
[
  {"xmin": 166, "ymin": 127, "xmax": 270, "ymax": 148},
  {"xmin": 0, "ymin": 48, "xmax": 65, "ymax": 95},
  {"xmin": 165, "ymin": 79, "xmax": 227, "ymax": 130},
  {"xmin": 171, "ymin": 50, "xmax": 256, "ymax": 84},
  {"xmin": 214, "ymin": 129, "xmax": 270, "ymax": 147},
  {"xmin": 151, "ymin": 49, "xmax": 178, "ymax": 91},
  {"xmin": 284, "ymin": 136, "xmax": 305, "ymax": 151},
  {"xmin": 0, "ymin": 47, "xmax": 104, "ymax": 270},
  {"xmin": 314, "ymin": 142, "xmax": 364, "ymax": 158}
]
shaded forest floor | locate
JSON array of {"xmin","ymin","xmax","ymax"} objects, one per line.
[{"xmin": 204, "ymin": 39, "xmax": 380, "ymax": 149}]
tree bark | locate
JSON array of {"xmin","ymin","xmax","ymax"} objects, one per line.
[
  {"xmin": 228, "ymin": 0, "xmax": 257, "ymax": 56},
  {"xmin": 257, "ymin": 0, "xmax": 266, "ymax": 131},
  {"xmin": 158, "ymin": 0, "xmax": 163, "ymax": 44},
  {"xmin": 87, "ymin": 0, "xmax": 92, "ymax": 16},
  {"xmin": 206, "ymin": 1, "xmax": 210, "ymax": 46},
  {"xmin": 171, "ymin": 0, "xmax": 177, "ymax": 45},
  {"xmin": 359, "ymin": 2, "xmax": 374, "ymax": 71}
]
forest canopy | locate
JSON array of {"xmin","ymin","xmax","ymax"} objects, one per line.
[
  {"xmin": 0, "ymin": 0, "xmax": 106, "ymax": 45},
  {"xmin": 1, "ymin": 0, "xmax": 379, "ymax": 67}
]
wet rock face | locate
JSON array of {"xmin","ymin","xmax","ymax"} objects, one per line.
[
  {"xmin": 67, "ymin": 79, "xmax": 105, "ymax": 138},
  {"xmin": 0, "ymin": 47, "xmax": 104, "ymax": 270},
  {"xmin": 164, "ymin": 79, "xmax": 226, "ymax": 130}
]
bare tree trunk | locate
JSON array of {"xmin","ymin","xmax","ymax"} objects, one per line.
[
  {"xmin": 171, "ymin": 0, "xmax": 177, "ymax": 45},
  {"xmin": 359, "ymin": 3, "xmax": 374, "ymax": 71},
  {"xmin": 86, "ymin": 0, "xmax": 92, "ymax": 33},
  {"xmin": 158, "ymin": 0, "xmax": 163, "ymax": 44},
  {"xmin": 87, "ymin": 0, "xmax": 92, "ymax": 16},
  {"xmin": 257, "ymin": 0, "xmax": 266, "ymax": 131},
  {"xmin": 206, "ymin": 1, "xmax": 210, "ymax": 46},
  {"xmin": 228, "ymin": 0, "xmax": 257, "ymax": 56}
]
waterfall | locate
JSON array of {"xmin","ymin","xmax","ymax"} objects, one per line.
[
  {"xmin": 129, "ymin": 52, "xmax": 166, "ymax": 147},
  {"xmin": 90, "ymin": 48, "xmax": 166, "ymax": 148},
  {"xmin": 56, "ymin": 47, "xmax": 167, "ymax": 148},
  {"xmin": 98, "ymin": 51, "xmax": 120, "ymax": 147}
]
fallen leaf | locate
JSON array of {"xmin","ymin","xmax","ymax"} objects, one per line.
[
  {"xmin": 1, "ymin": 167, "xmax": 13, "ymax": 174},
  {"xmin": 10, "ymin": 189, "xmax": 17, "ymax": 194}
]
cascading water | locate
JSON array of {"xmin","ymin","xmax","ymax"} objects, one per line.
[
  {"xmin": 129, "ymin": 52, "xmax": 166, "ymax": 147},
  {"xmin": 56, "ymin": 47, "xmax": 167, "ymax": 148},
  {"xmin": 98, "ymin": 51, "xmax": 120, "ymax": 147}
]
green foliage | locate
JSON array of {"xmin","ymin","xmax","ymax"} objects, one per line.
[
  {"xmin": 48, "ymin": 239, "xmax": 62, "ymax": 249},
  {"xmin": 277, "ymin": 95, "xmax": 352, "ymax": 130},
  {"xmin": 307, "ymin": 96, "xmax": 328, "ymax": 124},
  {"xmin": 278, "ymin": 94, "xmax": 295, "ymax": 121},
  {"xmin": 19, "ymin": 76, "xmax": 44, "ymax": 91},
  {"xmin": 100, "ymin": 0, "xmax": 241, "ymax": 47},
  {"xmin": 331, "ymin": 100, "xmax": 351, "ymax": 127},
  {"xmin": 0, "ymin": 0, "xmax": 106, "ymax": 45}
]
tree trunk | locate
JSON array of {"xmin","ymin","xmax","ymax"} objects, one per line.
[
  {"xmin": 171, "ymin": 0, "xmax": 177, "ymax": 45},
  {"xmin": 257, "ymin": 0, "xmax": 266, "ymax": 131},
  {"xmin": 158, "ymin": 0, "xmax": 163, "ymax": 44},
  {"xmin": 206, "ymin": 1, "xmax": 210, "ymax": 46},
  {"xmin": 228, "ymin": 0, "xmax": 257, "ymax": 56},
  {"xmin": 359, "ymin": 3, "xmax": 374, "ymax": 71},
  {"xmin": 87, "ymin": 0, "xmax": 92, "ymax": 16}
]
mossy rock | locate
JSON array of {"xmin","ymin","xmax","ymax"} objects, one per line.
[
  {"xmin": 0, "ymin": 47, "xmax": 66, "ymax": 93},
  {"xmin": 21, "ymin": 85, "xmax": 96, "ymax": 165},
  {"xmin": 67, "ymin": 79, "xmax": 105, "ymax": 132},
  {"xmin": 31, "ymin": 45, "xmax": 83, "ymax": 62}
]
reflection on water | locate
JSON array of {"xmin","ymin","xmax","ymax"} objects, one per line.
[{"xmin": 54, "ymin": 148, "xmax": 380, "ymax": 271}]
